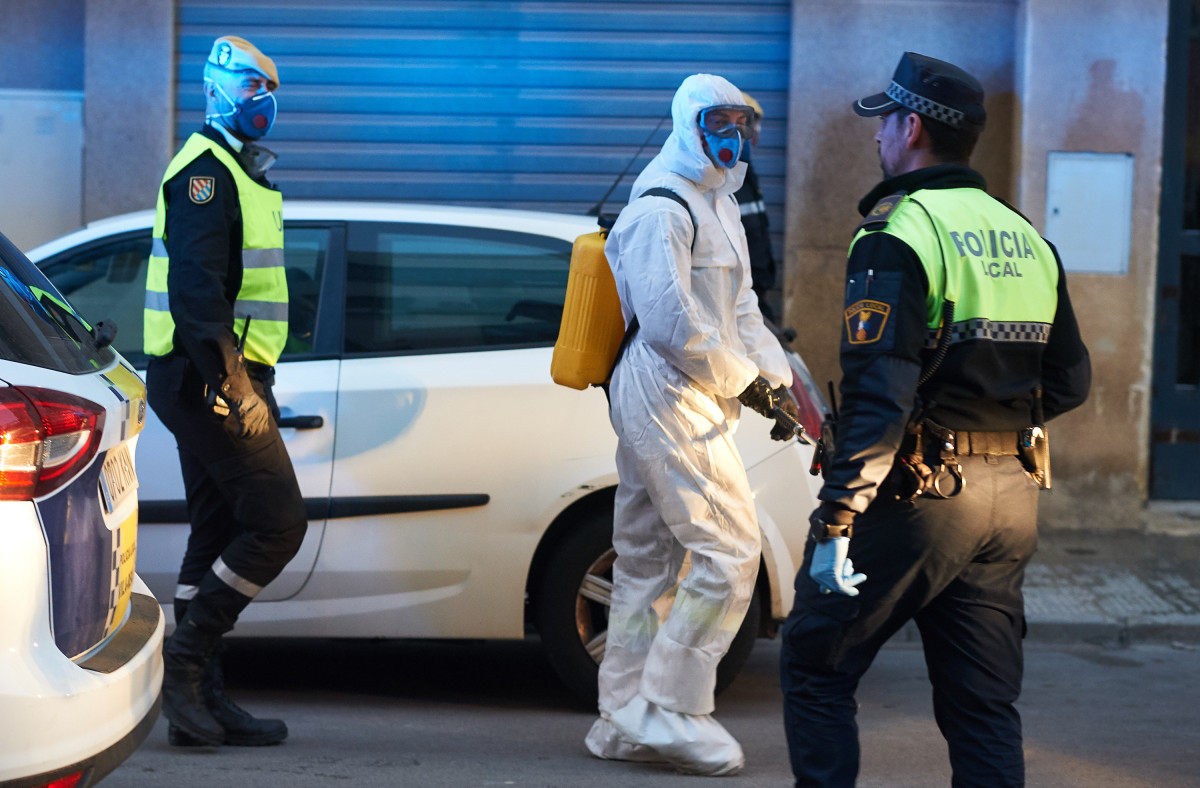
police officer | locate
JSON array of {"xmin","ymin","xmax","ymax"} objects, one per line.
[
  {"xmin": 733, "ymin": 92, "xmax": 778, "ymax": 323},
  {"xmin": 779, "ymin": 52, "xmax": 1091, "ymax": 787},
  {"xmin": 144, "ymin": 36, "xmax": 305, "ymax": 748}
]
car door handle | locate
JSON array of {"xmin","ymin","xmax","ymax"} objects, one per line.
[{"xmin": 277, "ymin": 414, "xmax": 324, "ymax": 430}]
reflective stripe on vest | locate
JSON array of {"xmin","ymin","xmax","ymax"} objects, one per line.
[
  {"xmin": 738, "ymin": 199, "xmax": 766, "ymax": 216},
  {"xmin": 850, "ymin": 188, "xmax": 1059, "ymax": 347},
  {"xmin": 144, "ymin": 133, "xmax": 287, "ymax": 366}
]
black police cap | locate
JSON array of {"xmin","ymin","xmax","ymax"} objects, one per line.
[{"xmin": 854, "ymin": 52, "xmax": 986, "ymax": 132}]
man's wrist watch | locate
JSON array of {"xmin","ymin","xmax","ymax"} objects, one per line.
[{"xmin": 810, "ymin": 518, "xmax": 853, "ymax": 541}]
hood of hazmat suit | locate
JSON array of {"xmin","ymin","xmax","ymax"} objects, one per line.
[
  {"xmin": 606, "ymin": 72, "xmax": 790, "ymax": 405},
  {"xmin": 588, "ymin": 74, "xmax": 792, "ymax": 775}
]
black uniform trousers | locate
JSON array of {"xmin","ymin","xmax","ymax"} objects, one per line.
[
  {"xmin": 147, "ymin": 355, "xmax": 307, "ymax": 635},
  {"xmin": 780, "ymin": 453, "xmax": 1039, "ymax": 788}
]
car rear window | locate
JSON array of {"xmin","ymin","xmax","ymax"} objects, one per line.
[{"xmin": 0, "ymin": 232, "xmax": 116, "ymax": 373}]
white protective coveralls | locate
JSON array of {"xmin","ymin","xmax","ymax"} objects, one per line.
[{"xmin": 586, "ymin": 73, "xmax": 792, "ymax": 775}]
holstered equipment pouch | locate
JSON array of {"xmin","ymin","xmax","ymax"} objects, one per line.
[
  {"xmin": 1018, "ymin": 426, "xmax": 1051, "ymax": 489},
  {"xmin": 1019, "ymin": 385, "xmax": 1051, "ymax": 489}
]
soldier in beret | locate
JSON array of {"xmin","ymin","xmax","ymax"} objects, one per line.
[{"xmin": 145, "ymin": 35, "xmax": 304, "ymax": 749}]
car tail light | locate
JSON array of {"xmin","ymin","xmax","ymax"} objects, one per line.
[
  {"xmin": 781, "ymin": 350, "xmax": 830, "ymax": 440},
  {"xmin": 32, "ymin": 772, "xmax": 85, "ymax": 788},
  {"xmin": 0, "ymin": 386, "xmax": 105, "ymax": 501}
]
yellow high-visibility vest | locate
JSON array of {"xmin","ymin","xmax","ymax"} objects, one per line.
[
  {"xmin": 851, "ymin": 188, "xmax": 1059, "ymax": 341},
  {"xmin": 144, "ymin": 133, "xmax": 287, "ymax": 366}
]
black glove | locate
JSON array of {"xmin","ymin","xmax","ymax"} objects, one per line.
[
  {"xmin": 770, "ymin": 385, "xmax": 801, "ymax": 441},
  {"xmin": 737, "ymin": 375, "xmax": 777, "ymax": 419},
  {"xmin": 221, "ymin": 371, "xmax": 272, "ymax": 439}
]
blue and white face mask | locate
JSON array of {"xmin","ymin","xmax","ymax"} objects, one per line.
[
  {"xmin": 697, "ymin": 104, "xmax": 753, "ymax": 169},
  {"xmin": 207, "ymin": 79, "xmax": 277, "ymax": 140}
]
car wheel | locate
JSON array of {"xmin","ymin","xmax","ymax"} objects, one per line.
[{"xmin": 534, "ymin": 506, "xmax": 763, "ymax": 706}]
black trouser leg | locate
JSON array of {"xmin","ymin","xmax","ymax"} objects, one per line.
[
  {"xmin": 779, "ymin": 625, "xmax": 865, "ymax": 787},
  {"xmin": 780, "ymin": 455, "xmax": 1037, "ymax": 787},
  {"xmin": 915, "ymin": 456, "xmax": 1036, "ymax": 788},
  {"xmin": 150, "ymin": 359, "xmax": 305, "ymax": 748},
  {"xmin": 175, "ymin": 448, "xmax": 241, "ymax": 589},
  {"xmin": 148, "ymin": 359, "xmax": 308, "ymax": 604}
]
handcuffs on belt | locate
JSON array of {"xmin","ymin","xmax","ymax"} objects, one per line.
[{"xmin": 893, "ymin": 419, "xmax": 965, "ymax": 501}]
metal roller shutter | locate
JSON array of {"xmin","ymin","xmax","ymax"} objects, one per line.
[{"xmin": 176, "ymin": 0, "xmax": 790, "ymax": 242}]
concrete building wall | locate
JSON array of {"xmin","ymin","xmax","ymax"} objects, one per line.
[
  {"xmin": 783, "ymin": 0, "xmax": 1177, "ymax": 531},
  {"xmin": 1014, "ymin": 0, "xmax": 1171, "ymax": 530},
  {"xmin": 0, "ymin": 1, "xmax": 86, "ymax": 249},
  {"xmin": 83, "ymin": 0, "xmax": 173, "ymax": 222}
]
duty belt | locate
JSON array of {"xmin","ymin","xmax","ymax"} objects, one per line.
[
  {"xmin": 922, "ymin": 422, "xmax": 1021, "ymax": 457},
  {"xmin": 891, "ymin": 421, "xmax": 1023, "ymax": 501}
]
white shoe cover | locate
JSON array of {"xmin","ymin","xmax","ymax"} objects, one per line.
[
  {"xmin": 585, "ymin": 717, "xmax": 668, "ymax": 763},
  {"xmin": 608, "ymin": 695, "xmax": 745, "ymax": 776}
]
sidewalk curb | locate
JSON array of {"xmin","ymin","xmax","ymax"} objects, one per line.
[{"xmin": 1025, "ymin": 620, "xmax": 1200, "ymax": 646}]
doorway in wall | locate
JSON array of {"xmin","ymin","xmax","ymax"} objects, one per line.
[{"xmin": 1154, "ymin": 0, "xmax": 1200, "ymax": 498}]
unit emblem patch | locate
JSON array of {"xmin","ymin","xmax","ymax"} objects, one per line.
[
  {"xmin": 857, "ymin": 192, "xmax": 905, "ymax": 232},
  {"xmin": 189, "ymin": 176, "xmax": 215, "ymax": 204},
  {"xmin": 844, "ymin": 299, "xmax": 891, "ymax": 344}
]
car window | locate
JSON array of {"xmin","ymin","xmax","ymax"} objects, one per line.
[
  {"xmin": 39, "ymin": 227, "xmax": 331, "ymax": 366},
  {"xmin": 281, "ymin": 226, "xmax": 329, "ymax": 356},
  {"xmin": 37, "ymin": 234, "xmax": 152, "ymax": 365},
  {"xmin": 344, "ymin": 223, "xmax": 571, "ymax": 354},
  {"xmin": 0, "ymin": 233, "xmax": 116, "ymax": 373}
]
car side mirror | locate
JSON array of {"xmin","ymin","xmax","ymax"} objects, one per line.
[{"xmin": 91, "ymin": 319, "xmax": 118, "ymax": 350}]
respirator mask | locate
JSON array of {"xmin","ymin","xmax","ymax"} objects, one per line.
[
  {"xmin": 697, "ymin": 104, "xmax": 753, "ymax": 169},
  {"xmin": 206, "ymin": 76, "xmax": 277, "ymax": 140}
]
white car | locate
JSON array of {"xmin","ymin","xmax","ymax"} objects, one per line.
[
  {"xmin": 1, "ymin": 233, "xmax": 162, "ymax": 786},
  {"xmin": 28, "ymin": 202, "xmax": 827, "ymax": 702}
]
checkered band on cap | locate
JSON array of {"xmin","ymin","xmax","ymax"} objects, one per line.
[{"xmin": 886, "ymin": 81, "xmax": 966, "ymax": 128}]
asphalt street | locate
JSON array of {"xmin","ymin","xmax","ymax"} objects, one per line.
[{"xmin": 103, "ymin": 631, "xmax": 1199, "ymax": 787}]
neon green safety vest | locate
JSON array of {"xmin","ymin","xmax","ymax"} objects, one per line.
[
  {"xmin": 144, "ymin": 133, "xmax": 287, "ymax": 366},
  {"xmin": 852, "ymin": 188, "xmax": 1059, "ymax": 342}
]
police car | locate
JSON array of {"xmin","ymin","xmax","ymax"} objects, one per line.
[
  {"xmin": 1, "ymin": 232, "xmax": 162, "ymax": 786},
  {"xmin": 27, "ymin": 202, "xmax": 826, "ymax": 702}
]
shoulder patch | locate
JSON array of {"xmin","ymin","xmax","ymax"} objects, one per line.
[
  {"xmin": 189, "ymin": 176, "xmax": 215, "ymax": 204},
  {"xmin": 844, "ymin": 299, "xmax": 891, "ymax": 344},
  {"xmin": 857, "ymin": 192, "xmax": 905, "ymax": 233}
]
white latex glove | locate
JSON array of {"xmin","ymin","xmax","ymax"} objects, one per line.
[{"xmin": 809, "ymin": 537, "xmax": 867, "ymax": 596}]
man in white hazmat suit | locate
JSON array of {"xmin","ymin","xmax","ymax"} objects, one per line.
[{"xmin": 585, "ymin": 73, "xmax": 797, "ymax": 776}]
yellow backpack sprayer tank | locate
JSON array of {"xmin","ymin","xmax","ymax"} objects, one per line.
[
  {"xmin": 551, "ymin": 188, "xmax": 695, "ymax": 391},
  {"xmin": 550, "ymin": 226, "xmax": 626, "ymax": 390}
]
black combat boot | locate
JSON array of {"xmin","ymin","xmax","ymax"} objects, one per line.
[
  {"xmin": 168, "ymin": 644, "xmax": 288, "ymax": 746},
  {"xmin": 162, "ymin": 619, "xmax": 225, "ymax": 746}
]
